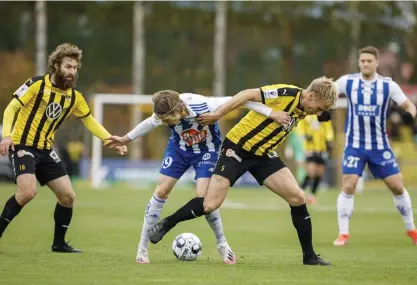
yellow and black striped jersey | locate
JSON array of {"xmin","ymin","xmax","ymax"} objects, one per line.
[
  {"xmin": 295, "ymin": 115, "xmax": 334, "ymax": 153},
  {"xmin": 11, "ymin": 74, "xmax": 91, "ymax": 150},
  {"xmin": 226, "ymin": 84, "xmax": 307, "ymax": 156}
]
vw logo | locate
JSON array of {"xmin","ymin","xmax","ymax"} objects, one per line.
[{"xmin": 46, "ymin": 102, "xmax": 62, "ymax": 119}]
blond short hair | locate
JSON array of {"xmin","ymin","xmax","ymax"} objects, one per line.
[
  {"xmin": 152, "ymin": 90, "xmax": 185, "ymax": 116},
  {"xmin": 48, "ymin": 43, "xmax": 82, "ymax": 74},
  {"xmin": 306, "ymin": 76, "xmax": 338, "ymax": 109}
]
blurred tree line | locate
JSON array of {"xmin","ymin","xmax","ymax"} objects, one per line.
[{"xmin": 0, "ymin": 1, "xmax": 416, "ymax": 154}]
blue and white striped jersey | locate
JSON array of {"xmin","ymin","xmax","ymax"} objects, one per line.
[{"xmin": 336, "ymin": 73, "xmax": 407, "ymax": 150}]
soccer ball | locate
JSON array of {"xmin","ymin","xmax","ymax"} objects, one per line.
[{"xmin": 172, "ymin": 233, "xmax": 202, "ymax": 261}]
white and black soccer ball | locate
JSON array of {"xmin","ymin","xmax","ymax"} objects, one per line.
[{"xmin": 172, "ymin": 233, "xmax": 202, "ymax": 261}]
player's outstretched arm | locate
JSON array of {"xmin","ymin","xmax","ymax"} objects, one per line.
[
  {"xmin": 197, "ymin": 89, "xmax": 263, "ymax": 125},
  {"xmin": 0, "ymin": 99, "xmax": 22, "ymax": 155},
  {"xmin": 80, "ymin": 114, "xmax": 127, "ymax": 155},
  {"xmin": 104, "ymin": 114, "xmax": 162, "ymax": 148}
]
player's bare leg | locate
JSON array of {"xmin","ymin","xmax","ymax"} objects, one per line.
[
  {"xmin": 137, "ymin": 174, "xmax": 177, "ymax": 263},
  {"xmin": 384, "ymin": 173, "xmax": 417, "ymax": 245},
  {"xmin": 334, "ymin": 174, "xmax": 359, "ymax": 246},
  {"xmin": 263, "ymin": 167, "xmax": 331, "ymax": 266},
  {"xmin": 47, "ymin": 175, "xmax": 81, "ymax": 253},
  {"xmin": 197, "ymin": 177, "xmax": 236, "ymax": 264},
  {"xmin": 149, "ymin": 174, "xmax": 230, "ymax": 245},
  {"xmin": 0, "ymin": 174, "xmax": 36, "ymax": 239}
]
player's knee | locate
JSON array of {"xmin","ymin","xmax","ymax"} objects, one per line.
[
  {"xmin": 388, "ymin": 183, "xmax": 404, "ymax": 195},
  {"xmin": 288, "ymin": 189, "xmax": 306, "ymax": 206},
  {"xmin": 16, "ymin": 181, "xmax": 37, "ymax": 204},
  {"xmin": 203, "ymin": 199, "xmax": 219, "ymax": 214},
  {"xmin": 342, "ymin": 183, "xmax": 356, "ymax": 195},
  {"xmin": 59, "ymin": 191, "xmax": 75, "ymax": 207}
]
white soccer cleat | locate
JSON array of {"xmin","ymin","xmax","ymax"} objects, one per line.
[
  {"xmin": 217, "ymin": 242, "xmax": 236, "ymax": 264},
  {"xmin": 136, "ymin": 247, "xmax": 150, "ymax": 264}
]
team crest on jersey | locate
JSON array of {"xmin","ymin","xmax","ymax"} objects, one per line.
[
  {"xmin": 383, "ymin": 151, "xmax": 392, "ymax": 160},
  {"xmin": 46, "ymin": 102, "xmax": 63, "ymax": 119},
  {"xmin": 283, "ymin": 118, "xmax": 296, "ymax": 131},
  {"xmin": 202, "ymin": 153, "xmax": 211, "ymax": 160},
  {"xmin": 180, "ymin": 128, "xmax": 208, "ymax": 146}
]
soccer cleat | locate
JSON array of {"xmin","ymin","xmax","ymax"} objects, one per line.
[
  {"xmin": 136, "ymin": 247, "xmax": 150, "ymax": 264},
  {"xmin": 217, "ymin": 242, "xmax": 236, "ymax": 264},
  {"xmin": 333, "ymin": 234, "xmax": 349, "ymax": 246},
  {"xmin": 303, "ymin": 254, "xmax": 331, "ymax": 266},
  {"xmin": 148, "ymin": 218, "xmax": 174, "ymax": 244},
  {"xmin": 51, "ymin": 242, "xmax": 82, "ymax": 253},
  {"xmin": 407, "ymin": 229, "xmax": 417, "ymax": 245}
]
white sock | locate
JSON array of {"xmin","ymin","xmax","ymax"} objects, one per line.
[
  {"xmin": 205, "ymin": 209, "xmax": 227, "ymax": 245},
  {"xmin": 393, "ymin": 189, "xmax": 416, "ymax": 231},
  {"xmin": 138, "ymin": 195, "xmax": 166, "ymax": 249},
  {"xmin": 337, "ymin": 191, "xmax": 354, "ymax": 235}
]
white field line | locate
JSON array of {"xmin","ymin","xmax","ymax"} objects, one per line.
[{"xmin": 222, "ymin": 200, "xmax": 417, "ymax": 214}]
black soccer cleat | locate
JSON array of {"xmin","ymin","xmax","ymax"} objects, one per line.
[
  {"xmin": 51, "ymin": 242, "xmax": 82, "ymax": 253},
  {"xmin": 303, "ymin": 254, "xmax": 331, "ymax": 266},
  {"xmin": 148, "ymin": 218, "xmax": 174, "ymax": 244}
]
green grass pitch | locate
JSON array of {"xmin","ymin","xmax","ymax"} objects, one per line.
[{"xmin": 0, "ymin": 182, "xmax": 416, "ymax": 285}]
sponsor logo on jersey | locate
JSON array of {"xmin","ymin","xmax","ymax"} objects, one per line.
[
  {"xmin": 355, "ymin": 104, "xmax": 380, "ymax": 117},
  {"xmin": 180, "ymin": 128, "xmax": 208, "ymax": 146}
]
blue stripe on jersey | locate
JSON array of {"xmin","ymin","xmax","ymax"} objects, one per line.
[
  {"xmin": 208, "ymin": 123, "xmax": 221, "ymax": 151},
  {"xmin": 357, "ymin": 80, "xmax": 365, "ymax": 149},
  {"xmin": 345, "ymin": 79, "xmax": 354, "ymax": 147},
  {"xmin": 381, "ymin": 82, "xmax": 390, "ymax": 149},
  {"xmin": 369, "ymin": 81, "xmax": 377, "ymax": 148}
]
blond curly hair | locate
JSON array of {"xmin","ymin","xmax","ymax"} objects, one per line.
[{"xmin": 48, "ymin": 43, "xmax": 82, "ymax": 74}]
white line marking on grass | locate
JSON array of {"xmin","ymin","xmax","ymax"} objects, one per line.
[{"xmin": 222, "ymin": 201, "xmax": 417, "ymax": 214}]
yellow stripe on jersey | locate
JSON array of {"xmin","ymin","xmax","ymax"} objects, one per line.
[
  {"xmin": 11, "ymin": 74, "xmax": 91, "ymax": 150},
  {"xmin": 226, "ymin": 84, "xmax": 308, "ymax": 156},
  {"xmin": 295, "ymin": 115, "xmax": 334, "ymax": 152}
]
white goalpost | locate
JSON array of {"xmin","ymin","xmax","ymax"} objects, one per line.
[{"xmin": 90, "ymin": 93, "xmax": 348, "ymax": 188}]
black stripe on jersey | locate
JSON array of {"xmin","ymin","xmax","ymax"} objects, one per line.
[
  {"xmin": 20, "ymin": 79, "xmax": 45, "ymax": 145},
  {"xmin": 260, "ymin": 88, "xmax": 265, "ymax": 104},
  {"xmin": 278, "ymin": 88, "xmax": 300, "ymax": 96},
  {"xmin": 78, "ymin": 112, "xmax": 91, "ymax": 119},
  {"xmin": 52, "ymin": 89, "xmax": 76, "ymax": 133},
  {"xmin": 249, "ymin": 126, "xmax": 284, "ymax": 153},
  {"xmin": 27, "ymin": 76, "xmax": 44, "ymax": 86},
  {"xmin": 32, "ymin": 92, "xmax": 56, "ymax": 148},
  {"xmin": 262, "ymin": 96, "xmax": 301, "ymax": 155},
  {"xmin": 12, "ymin": 95, "xmax": 24, "ymax": 106},
  {"xmin": 263, "ymin": 131, "xmax": 292, "ymax": 154},
  {"xmin": 43, "ymin": 94, "xmax": 66, "ymax": 149},
  {"xmin": 237, "ymin": 118, "xmax": 274, "ymax": 149}
]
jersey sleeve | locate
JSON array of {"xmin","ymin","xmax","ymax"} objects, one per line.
[
  {"xmin": 323, "ymin": 121, "xmax": 334, "ymax": 142},
  {"xmin": 389, "ymin": 81, "xmax": 408, "ymax": 106},
  {"xmin": 127, "ymin": 113, "xmax": 163, "ymax": 140},
  {"xmin": 12, "ymin": 78, "xmax": 38, "ymax": 106},
  {"xmin": 334, "ymin": 75, "xmax": 348, "ymax": 95},
  {"xmin": 72, "ymin": 92, "xmax": 91, "ymax": 118},
  {"xmin": 260, "ymin": 85, "xmax": 280, "ymax": 105},
  {"xmin": 205, "ymin": 96, "xmax": 233, "ymax": 112}
]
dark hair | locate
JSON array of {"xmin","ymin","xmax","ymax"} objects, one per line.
[{"xmin": 359, "ymin": 46, "xmax": 379, "ymax": 60}]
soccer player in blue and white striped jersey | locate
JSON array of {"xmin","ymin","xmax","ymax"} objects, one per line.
[
  {"xmin": 333, "ymin": 46, "xmax": 417, "ymax": 246},
  {"xmin": 106, "ymin": 90, "xmax": 273, "ymax": 263}
]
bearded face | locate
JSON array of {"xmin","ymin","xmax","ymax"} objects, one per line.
[{"xmin": 54, "ymin": 57, "xmax": 79, "ymax": 89}]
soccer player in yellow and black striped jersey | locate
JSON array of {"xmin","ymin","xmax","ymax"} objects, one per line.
[
  {"xmin": 0, "ymin": 43, "xmax": 126, "ymax": 253},
  {"xmin": 148, "ymin": 77, "xmax": 338, "ymax": 266},
  {"xmin": 296, "ymin": 113, "xmax": 334, "ymax": 204}
]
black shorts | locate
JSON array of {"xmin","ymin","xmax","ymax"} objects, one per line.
[
  {"xmin": 305, "ymin": 152, "xmax": 326, "ymax": 165},
  {"xmin": 213, "ymin": 138, "xmax": 286, "ymax": 186},
  {"xmin": 9, "ymin": 145, "xmax": 67, "ymax": 186}
]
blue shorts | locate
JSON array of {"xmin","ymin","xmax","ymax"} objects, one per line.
[
  {"xmin": 160, "ymin": 145, "xmax": 219, "ymax": 180},
  {"xmin": 342, "ymin": 147, "xmax": 400, "ymax": 179}
]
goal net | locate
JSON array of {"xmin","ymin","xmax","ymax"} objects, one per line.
[{"xmin": 88, "ymin": 93, "xmax": 348, "ymax": 188}]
